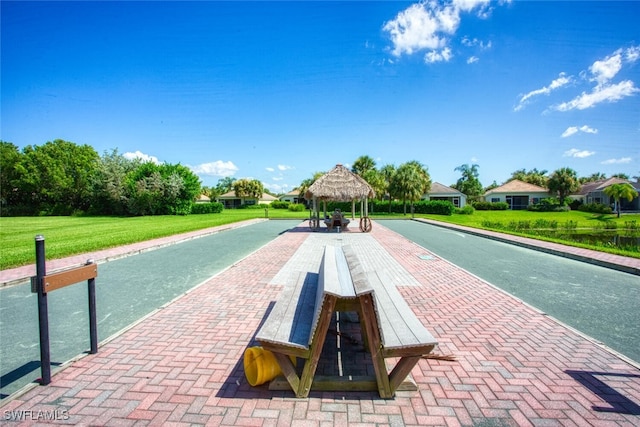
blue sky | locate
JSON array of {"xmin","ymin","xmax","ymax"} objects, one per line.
[{"xmin": 2, "ymin": 1, "xmax": 639, "ymax": 193}]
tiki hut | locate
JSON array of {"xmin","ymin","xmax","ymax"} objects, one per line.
[{"xmin": 305, "ymin": 164, "xmax": 375, "ymax": 230}]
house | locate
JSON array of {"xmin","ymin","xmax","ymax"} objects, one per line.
[
  {"xmin": 423, "ymin": 182, "xmax": 467, "ymax": 208},
  {"xmin": 572, "ymin": 178, "xmax": 640, "ymax": 211},
  {"xmin": 195, "ymin": 194, "xmax": 211, "ymax": 204},
  {"xmin": 216, "ymin": 191, "xmax": 278, "ymax": 208},
  {"xmin": 279, "ymin": 189, "xmax": 305, "ymax": 205},
  {"xmin": 483, "ymin": 179, "xmax": 550, "ymax": 210}
]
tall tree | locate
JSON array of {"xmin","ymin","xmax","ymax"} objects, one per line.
[
  {"xmin": 233, "ymin": 178, "xmax": 264, "ymax": 202},
  {"xmin": 379, "ymin": 164, "xmax": 396, "ymax": 213},
  {"xmin": 14, "ymin": 139, "xmax": 99, "ymax": 214},
  {"xmin": 603, "ymin": 183, "xmax": 638, "ymax": 218},
  {"xmin": 611, "ymin": 173, "xmax": 630, "ymax": 180},
  {"xmin": 509, "ymin": 168, "xmax": 549, "ymax": 187},
  {"xmin": 215, "ymin": 177, "xmax": 236, "ymax": 195},
  {"xmin": 580, "ymin": 172, "xmax": 607, "ymax": 184},
  {"xmin": 91, "ymin": 148, "xmax": 139, "ymax": 215},
  {"xmin": 547, "ymin": 167, "xmax": 580, "ymax": 205},
  {"xmin": 361, "ymin": 168, "xmax": 385, "ymax": 202},
  {"xmin": 124, "ymin": 161, "xmax": 201, "ymax": 215},
  {"xmin": 453, "ymin": 164, "xmax": 483, "ymax": 201},
  {"xmin": 0, "ymin": 141, "xmax": 22, "ymax": 211},
  {"xmin": 389, "ymin": 161, "xmax": 431, "ymax": 215},
  {"xmin": 351, "ymin": 155, "xmax": 376, "ymax": 176},
  {"xmin": 298, "ymin": 172, "xmax": 325, "ymax": 201}
]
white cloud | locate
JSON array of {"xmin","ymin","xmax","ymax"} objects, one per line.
[
  {"xmin": 265, "ymin": 167, "xmax": 275, "ymax": 172},
  {"xmin": 554, "ymin": 80, "xmax": 639, "ymax": 111},
  {"xmin": 277, "ymin": 164, "xmax": 293, "ymax": 171},
  {"xmin": 579, "ymin": 125, "xmax": 598, "ymax": 134},
  {"xmin": 561, "ymin": 125, "xmax": 598, "ymax": 137},
  {"xmin": 552, "ymin": 45, "xmax": 640, "ymax": 112},
  {"xmin": 189, "ymin": 160, "xmax": 238, "ymax": 177},
  {"xmin": 383, "ymin": 0, "xmax": 493, "ymax": 59},
  {"xmin": 514, "ymin": 73, "xmax": 572, "ymax": 111},
  {"xmin": 561, "ymin": 127, "xmax": 578, "ymax": 138},
  {"xmin": 563, "ymin": 148, "xmax": 595, "ymax": 158},
  {"xmin": 467, "ymin": 56, "xmax": 479, "ymax": 64},
  {"xmin": 626, "ymin": 46, "xmax": 640, "ymax": 62},
  {"xmin": 425, "ymin": 47, "xmax": 453, "ymax": 63},
  {"xmin": 123, "ymin": 150, "xmax": 161, "ymax": 164},
  {"xmin": 461, "ymin": 36, "xmax": 491, "ymax": 50},
  {"xmin": 590, "ymin": 50, "xmax": 623, "ymax": 87},
  {"xmin": 601, "ymin": 157, "xmax": 632, "ymax": 165}
]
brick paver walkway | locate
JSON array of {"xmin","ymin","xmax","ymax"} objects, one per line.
[{"xmin": 2, "ymin": 221, "xmax": 639, "ymax": 426}]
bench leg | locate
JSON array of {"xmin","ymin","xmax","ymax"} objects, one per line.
[
  {"xmin": 357, "ymin": 294, "xmax": 393, "ymax": 398},
  {"xmin": 272, "ymin": 352, "xmax": 300, "ymax": 393},
  {"xmin": 296, "ymin": 295, "xmax": 338, "ymax": 398}
]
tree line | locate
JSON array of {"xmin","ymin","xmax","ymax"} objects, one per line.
[
  {"xmin": 1, "ymin": 140, "xmax": 201, "ymax": 216},
  {"xmin": 1, "ymin": 140, "xmax": 636, "ymax": 217}
]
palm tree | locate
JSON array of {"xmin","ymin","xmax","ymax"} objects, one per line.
[
  {"xmin": 547, "ymin": 167, "xmax": 580, "ymax": 205},
  {"xmin": 390, "ymin": 161, "xmax": 431, "ymax": 215},
  {"xmin": 453, "ymin": 164, "xmax": 483, "ymax": 202},
  {"xmin": 604, "ymin": 183, "xmax": 638, "ymax": 218},
  {"xmin": 298, "ymin": 172, "xmax": 325, "ymax": 201},
  {"xmin": 351, "ymin": 155, "xmax": 376, "ymax": 176},
  {"xmin": 233, "ymin": 178, "xmax": 263, "ymax": 204},
  {"xmin": 379, "ymin": 164, "xmax": 396, "ymax": 213}
]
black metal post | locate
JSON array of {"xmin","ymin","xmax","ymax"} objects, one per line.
[
  {"xmin": 87, "ymin": 260, "xmax": 98, "ymax": 354},
  {"xmin": 35, "ymin": 235, "xmax": 51, "ymax": 385}
]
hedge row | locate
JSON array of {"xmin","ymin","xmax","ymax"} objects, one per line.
[{"xmin": 191, "ymin": 202, "xmax": 224, "ymax": 214}]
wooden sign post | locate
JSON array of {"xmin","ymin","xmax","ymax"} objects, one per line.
[{"xmin": 31, "ymin": 235, "xmax": 98, "ymax": 385}]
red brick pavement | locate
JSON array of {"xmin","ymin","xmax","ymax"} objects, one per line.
[{"xmin": 2, "ymin": 221, "xmax": 639, "ymax": 426}]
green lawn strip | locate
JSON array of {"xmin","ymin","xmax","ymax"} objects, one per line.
[
  {"xmin": 417, "ymin": 210, "xmax": 640, "ymax": 259},
  {"xmin": 0, "ymin": 210, "xmax": 308, "ymax": 269}
]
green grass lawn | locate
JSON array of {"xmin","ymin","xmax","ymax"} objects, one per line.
[
  {"xmin": 416, "ymin": 210, "xmax": 640, "ymax": 258},
  {"xmin": 0, "ymin": 209, "xmax": 308, "ymax": 270},
  {"xmin": 2, "ymin": 208, "xmax": 638, "ymax": 270}
]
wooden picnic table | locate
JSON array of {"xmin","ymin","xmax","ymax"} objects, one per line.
[{"xmin": 256, "ymin": 245, "xmax": 437, "ymax": 398}]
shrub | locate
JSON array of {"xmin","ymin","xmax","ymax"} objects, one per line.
[
  {"xmin": 270, "ymin": 200, "xmax": 290, "ymax": 209},
  {"xmin": 481, "ymin": 220, "xmax": 505, "ymax": 229},
  {"xmin": 288, "ymin": 203, "xmax": 306, "ymax": 212},
  {"xmin": 472, "ymin": 201, "xmax": 509, "ymax": 210},
  {"xmin": 527, "ymin": 197, "xmax": 569, "ymax": 212},
  {"xmin": 578, "ymin": 203, "xmax": 613, "ymax": 214},
  {"xmin": 456, "ymin": 205, "xmax": 475, "ymax": 215},
  {"xmin": 191, "ymin": 202, "xmax": 224, "ymax": 214}
]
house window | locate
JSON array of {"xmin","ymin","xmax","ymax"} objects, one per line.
[{"xmin": 491, "ymin": 198, "xmax": 500, "ymax": 203}]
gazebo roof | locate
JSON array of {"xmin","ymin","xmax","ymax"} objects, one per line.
[{"xmin": 305, "ymin": 164, "xmax": 375, "ymax": 201}]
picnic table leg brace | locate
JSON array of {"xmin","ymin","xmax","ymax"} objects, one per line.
[
  {"xmin": 357, "ymin": 294, "xmax": 393, "ymax": 398},
  {"xmin": 388, "ymin": 354, "xmax": 430, "ymax": 393},
  {"xmin": 296, "ymin": 295, "xmax": 338, "ymax": 398}
]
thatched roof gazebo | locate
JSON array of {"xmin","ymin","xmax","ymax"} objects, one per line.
[{"xmin": 305, "ymin": 164, "xmax": 375, "ymax": 232}]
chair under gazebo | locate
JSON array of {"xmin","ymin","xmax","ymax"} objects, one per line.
[{"xmin": 305, "ymin": 164, "xmax": 375, "ymax": 232}]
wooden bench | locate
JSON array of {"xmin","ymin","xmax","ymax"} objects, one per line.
[
  {"xmin": 255, "ymin": 245, "xmax": 437, "ymax": 398},
  {"xmin": 342, "ymin": 245, "xmax": 438, "ymax": 398},
  {"xmin": 256, "ymin": 245, "xmax": 353, "ymax": 398}
]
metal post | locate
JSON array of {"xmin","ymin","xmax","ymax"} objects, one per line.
[
  {"xmin": 35, "ymin": 235, "xmax": 51, "ymax": 385},
  {"xmin": 87, "ymin": 260, "xmax": 98, "ymax": 354}
]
